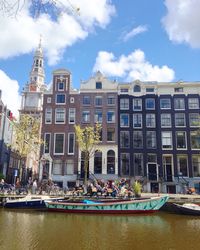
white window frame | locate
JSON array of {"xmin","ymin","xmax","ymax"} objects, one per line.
[
  {"xmin": 161, "ymin": 113, "xmax": 171, "ymax": 128},
  {"xmin": 145, "ymin": 98, "xmax": 155, "ymax": 110},
  {"xmin": 68, "ymin": 133, "xmax": 75, "ymax": 155},
  {"xmin": 45, "ymin": 108, "xmax": 52, "ymax": 124},
  {"xmin": 56, "ymin": 94, "xmax": 66, "ymax": 105},
  {"xmin": 160, "ymin": 99, "xmax": 171, "ymax": 109},
  {"xmin": 146, "ymin": 113, "xmax": 156, "ymax": 128},
  {"xmin": 44, "ymin": 133, "xmax": 51, "ymax": 154},
  {"xmin": 133, "ymin": 98, "xmax": 142, "ymax": 111},
  {"xmin": 54, "ymin": 133, "xmax": 65, "ymax": 155},
  {"xmin": 176, "ymin": 131, "xmax": 187, "ymax": 150},
  {"xmin": 161, "ymin": 131, "xmax": 173, "ymax": 150},
  {"xmin": 188, "ymin": 98, "xmax": 199, "ymax": 109},
  {"xmin": 133, "ymin": 114, "xmax": 142, "ymax": 128},
  {"xmin": 175, "ymin": 113, "xmax": 186, "ymax": 127},
  {"xmin": 69, "ymin": 108, "xmax": 76, "ymax": 124},
  {"xmin": 55, "ymin": 108, "xmax": 65, "ymax": 124}
]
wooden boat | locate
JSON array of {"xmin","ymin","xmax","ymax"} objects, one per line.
[
  {"xmin": 4, "ymin": 195, "xmax": 62, "ymax": 209},
  {"xmin": 169, "ymin": 203, "xmax": 200, "ymax": 216},
  {"xmin": 45, "ymin": 195, "xmax": 169, "ymax": 214}
]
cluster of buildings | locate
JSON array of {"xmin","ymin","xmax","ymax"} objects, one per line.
[{"xmin": 1, "ymin": 42, "xmax": 200, "ymax": 194}]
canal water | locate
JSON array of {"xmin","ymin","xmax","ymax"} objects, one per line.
[{"xmin": 0, "ymin": 209, "xmax": 199, "ymax": 250}]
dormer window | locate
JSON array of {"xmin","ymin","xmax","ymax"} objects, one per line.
[
  {"xmin": 96, "ymin": 82, "xmax": 102, "ymax": 89},
  {"xmin": 58, "ymin": 82, "xmax": 64, "ymax": 91},
  {"xmin": 134, "ymin": 85, "xmax": 141, "ymax": 92}
]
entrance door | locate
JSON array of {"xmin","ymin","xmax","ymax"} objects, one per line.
[
  {"xmin": 148, "ymin": 163, "xmax": 157, "ymax": 181},
  {"xmin": 163, "ymin": 156, "xmax": 173, "ymax": 182}
]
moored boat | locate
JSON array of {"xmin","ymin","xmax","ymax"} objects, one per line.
[
  {"xmin": 45, "ymin": 195, "xmax": 169, "ymax": 214},
  {"xmin": 169, "ymin": 203, "xmax": 200, "ymax": 216},
  {"xmin": 4, "ymin": 195, "xmax": 62, "ymax": 209}
]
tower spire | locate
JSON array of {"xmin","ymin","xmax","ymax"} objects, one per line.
[{"xmin": 29, "ymin": 36, "xmax": 45, "ymax": 90}]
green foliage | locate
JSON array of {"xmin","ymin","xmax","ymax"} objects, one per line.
[
  {"xmin": 133, "ymin": 181, "xmax": 142, "ymax": 197},
  {"xmin": 74, "ymin": 124, "xmax": 101, "ymax": 184},
  {"xmin": 11, "ymin": 114, "xmax": 43, "ymax": 158}
]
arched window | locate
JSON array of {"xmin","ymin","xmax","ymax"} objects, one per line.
[
  {"xmin": 94, "ymin": 151, "xmax": 102, "ymax": 174},
  {"xmin": 35, "ymin": 59, "xmax": 39, "ymax": 67},
  {"xmin": 107, "ymin": 150, "xmax": 115, "ymax": 174},
  {"xmin": 134, "ymin": 85, "xmax": 141, "ymax": 92}
]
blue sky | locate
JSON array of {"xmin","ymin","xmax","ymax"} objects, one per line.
[{"xmin": 0, "ymin": 0, "xmax": 200, "ymax": 115}]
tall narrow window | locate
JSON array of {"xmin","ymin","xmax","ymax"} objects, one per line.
[
  {"xmin": 176, "ymin": 131, "xmax": 187, "ymax": 149},
  {"xmin": 45, "ymin": 108, "xmax": 52, "ymax": 124},
  {"xmin": 94, "ymin": 151, "xmax": 102, "ymax": 174},
  {"xmin": 44, "ymin": 133, "xmax": 51, "ymax": 153},
  {"xmin": 146, "ymin": 131, "xmax": 156, "ymax": 149},
  {"xmin": 120, "ymin": 131, "xmax": 130, "ymax": 148},
  {"xmin": 177, "ymin": 155, "xmax": 188, "ymax": 176},
  {"xmin": 121, "ymin": 153, "xmax": 130, "ymax": 176},
  {"xmin": 134, "ymin": 153, "xmax": 143, "ymax": 176},
  {"xmin": 54, "ymin": 133, "xmax": 64, "ymax": 154},
  {"xmin": 133, "ymin": 114, "xmax": 142, "ymax": 128},
  {"xmin": 69, "ymin": 108, "xmax": 76, "ymax": 124},
  {"xmin": 161, "ymin": 132, "xmax": 172, "ymax": 149},
  {"xmin": 107, "ymin": 150, "xmax": 115, "ymax": 174},
  {"xmin": 120, "ymin": 98, "xmax": 129, "ymax": 110},
  {"xmin": 68, "ymin": 133, "xmax": 75, "ymax": 155}
]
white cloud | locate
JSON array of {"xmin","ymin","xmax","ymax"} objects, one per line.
[
  {"xmin": 0, "ymin": 70, "xmax": 21, "ymax": 117},
  {"xmin": 123, "ymin": 25, "xmax": 148, "ymax": 42},
  {"xmin": 0, "ymin": 0, "xmax": 116, "ymax": 65},
  {"xmin": 162, "ymin": 0, "xmax": 200, "ymax": 48},
  {"xmin": 93, "ymin": 49, "xmax": 175, "ymax": 82}
]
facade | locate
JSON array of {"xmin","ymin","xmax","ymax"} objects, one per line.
[
  {"xmin": 19, "ymin": 41, "xmax": 47, "ymax": 180},
  {"xmin": 79, "ymin": 71, "xmax": 118, "ymax": 181},
  {"xmin": 40, "ymin": 69, "xmax": 79, "ymax": 188},
  {"xmin": 118, "ymin": 80, "xmax": 200, "ymax": 193}
]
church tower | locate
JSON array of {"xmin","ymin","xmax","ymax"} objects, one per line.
[{"xmin": 20, "ymin": 38, "xmax": 46, "ymax": 115}]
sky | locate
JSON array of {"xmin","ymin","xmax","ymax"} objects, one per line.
[{"xmin": 1, "ymin": 0, "xmax": 200, "ymax": 116}]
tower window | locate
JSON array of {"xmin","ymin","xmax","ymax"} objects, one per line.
[{"xmin": 58, "ymin": 82, "xmax": 64, "ymax": 91}]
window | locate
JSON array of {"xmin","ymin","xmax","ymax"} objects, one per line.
[
  {"xmin": 54, "ymin": 133, "xmax": 64, "ymax": 154},
  {"xmin": 107, "ymin": 96, "xmax": 115, "ymax": 105},
  {"xmin": 120, "ymin": 114, "xmax": 129, "ymax": 127},
  {"xmin": 95, "ymin": 110, "xmax": 103, "ymax": 123},
  {"xmin": 147, "ymin": 154, "xmax": 157, "ymax": 163},
  {"xmin": 83, "ymin": 96, "xmax": 90, "ymax": 105},
  {"xmin": 162, "ymin": 132, "xmax": 172, "ymax": 149},
  {"xmin": 68, "ymin": 133, "xmax": 75, "ymax": 155},
  {"xmin": 70, "ymin": 97, "xmax": 74, "ymax": 103},
  {"xmin": 120, "ymin": 98, "xmax": 129, "ymax": 109},
  {"xmin": 120, "ymin": 131, "xmax": 130, "ymax": 148},
  {"xmin": 120, "ymin": 88, "xmax": 129, "ymax": 93},
  {"xmin": 176, "ymin": 131, "xmax": 187, "ymax": 149},
  {"xmin": 107, "ymin": 150, "xmax": 115, "ymax": 174},
  {"xmin": 94, "ymin": 151, "xmax": 102, "ymax": 174},
  {"xmin": 133, "ymin": 99, "xmax": 142, "ymax": 111},
  {"xmin": 146, "ymin": 131, "xmax": 156, "ymax": 149},
  {"xmin": 121, "ymin": 153, "xmax": 130, "ymax": 175},
  {"xmin": 134, "ymin": 153, "xmax": 143, "ymax": 176},
  {"xmin": 57, "ymin": 82, "xmax": 64, "ymax": 90},
  {"xmin": 95, "ymin": 96, "xmax": 103, "ymax": 106},
  {"xmin": 189, "ymin": 113, "xmax": 200, "ymax": 127},
  {"xmin": 64, "ymin": 160, "xmax": 74, "ymax": 175},
  {"xmin": 190, "ymin": 132, "xmax": 200, "ymax": 149},
  {"xmin": 146, "ymin": 114, "xmax": 156, "ymax": 128},
  {"xmin": 177, "ymin": 155, "xmax": 188, "ymax": 176},
  {"xmin": 107, "ymin": 111, "xmax": 115, "ymax": 123},
  {"xmin": 133, "ymin": 131, "xmax": 143, "ymax": 148},
  {"xmin": 69, "ymin": 108, "xmax": 75, "ymax": 124},
  {"xmin": 188, "ymin": 98, "xmax": 199, "ymax": 109},
  {"xmin": 146, "ymin": 88, "xmax": 154, "ymax": 93},
  {"xmin": 96, "ymin": 82, "xmax": 102, "ymax": 89},
  {"xmin": 160, "ymin": 99, "xmax": 171, "ymax": 109},
  {"xmin": 174, "ymin": 98, "xmax": 185, "ymax": 109},
  {"xmin": 55, "ymin": 108, "xmax": 65, "ymax": 123},
  {"xmin": 107, "ymin": 128, "xmax": 115, "ymax": 142},
  {"xmin": 192, "ymin": 156, "xmax": 200, "ymax": 177},
  {"xmin": 82, "ymin": 111, "xmax": 90, "ymax": 123},
  {"xmin": 134, "ymin": 85, "xmax": 141, "ymax": 92},
  {"xmin": 175, "ymin": 113, "xmax": 185, "ymax": 127},
  {"xmin": 44, "ymin": 133, "xmax": 51, "ymax": 154},
  {"xmin": 47, "ymin": 97, "xmax": 51, "ymax": 103},
  {"xmin": 56, "ymin": 94, "xmax": 65, "ymax": 104},
  {"xmin": 146, "ymin": 98, "xmax": 155, "ymax": 109},
  {"xmin": 45, "ymin": 108, "xmax": 52, "ymax": 124},
  {"xmin": 53, "ymin": 160, "xmax": 62, "ymax": 175},
  {"xmin": 175, "ymin": 87, "xmax": 183, "ymax": 92},
  {"xmin": 133, "ymin": 114, "xmax": 142, "ymax": 128},
  {"xmin": 161, "ymin": 114, "xmax": 171, "ymax": 127}
]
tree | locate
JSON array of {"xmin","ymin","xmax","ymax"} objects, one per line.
[
  {"xmin": 10, "ymin": 114, "xmax": 43, "ymax": 179},
  {"xmin": 0, "ymin": 0, "xmax": 80, "ymax": 19},
  {"xmin": 74, "ymin": 124, "xmax": 101, "ymax": 186}
]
